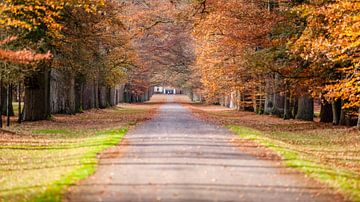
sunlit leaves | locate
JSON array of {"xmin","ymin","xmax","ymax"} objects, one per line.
[{"xmin": 293, "ymin": 0, "xmax": 360, "ymax": 108}]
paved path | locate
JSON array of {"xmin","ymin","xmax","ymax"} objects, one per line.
[{"xmin": 66, "ymin": 96, "xmax": 342, "ymax": 202}]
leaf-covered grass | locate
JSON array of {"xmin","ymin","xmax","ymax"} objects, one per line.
[
  {"xmin": 0, "ymin": 104, "xmax": 157, "ymax": 202},
  {"xmin": 32, "ymin": 129, "xmax": 72, "ymax": 135},
  {"xmin": 0, "ymin": 127, "xmax": 127, "ymax": 202},
  {"xmin": 229, "ymin": 126, "xmax": 360, "ymax": 201}
]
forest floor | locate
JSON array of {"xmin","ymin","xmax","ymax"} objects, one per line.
[
  {"xmin": 0, "ymin": 102, "xmax": 158, "ymax": 202},
  {"xmin": 187, "ymin": 103, "xmax": 360, "ymax": 201}
]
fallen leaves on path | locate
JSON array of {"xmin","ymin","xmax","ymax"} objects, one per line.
[{"xmin": 186, "ymin": 103, "xmax": 360, "ymax": 173}]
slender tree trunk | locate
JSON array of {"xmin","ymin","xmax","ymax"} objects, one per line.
[
  {"xmin": 18, "ymin": 83, "xmax": 22, "ymax": 124},
  {"xmin": 283, "ymin": 83, "xmax": 291, "ymax": 119},
  {"xmin": 94, "ymin": 79, "xmax": 99, "ymax": 108},
  {"xmin": 1, "ymin": 86, "xmax": 14, "ymax": 116},
  {"xmin": 357, "ymin": 108, "xmax": 360, "ymax": 130},
  {"xmin": 6, "ymin": 84, "xmax": 11, "ymax": 126},
  {"xmin": 0, "ymin": 78, "xmax": 2, "ymax": 128}
]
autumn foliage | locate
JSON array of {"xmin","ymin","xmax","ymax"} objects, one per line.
[{"xmin": 190, "ymin": 0, "xmax": 359, "ymax": 127}]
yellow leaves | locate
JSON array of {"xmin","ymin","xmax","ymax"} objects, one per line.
[
  {"xmin": 192, "ymin": 0, "xmax": 276, "ymax": 100},
  {"xmin": 292, "ymin": 0, "xmax": 360, "ymax": 108},
  {"xmin": 0, "ymin": 0, "xmax": 105, "ymax": 39}
]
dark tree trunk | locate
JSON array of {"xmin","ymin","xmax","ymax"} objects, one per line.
[
  {"xmin": 23, "ymin": 66, "xmax": 51, "ymax": 121},
  {"xmin": 1, "ymin": 86, "xmax": 14, "ymax": 116},
  {"xmin": 332, "ymin": 99, "xmax": 342, "ymax": 125},
  {"xmin": 99, "ymin": 86, "xmax": 107, "ymax": 109},
  {"xmin": 94, "ymin": 79, "xmax": 99, "ymax": 108},
  {"xmin": 108, "ymin": 88, "xmax": 115, "ymax": 106},
  {"xmin": 295, "ymin": 95, "xmax": 314, "ymax": 121},
  {"xmin": 82, "ymin": 79, "xmax": 96, "ymax": 110},
  {"xmin": 283, "ymin": 84, "xmax": 291, "ymax": 119},
  {"xmin": 6, "ymin": 84, "xmax": 13, "ymax": 126},
  {"xmin": 75, "ymin": 77, "xmax": 84, "ymax": 112},
  {"xmin": 17, "ymin": 83, "xmax": 22, "ymax": 124},
  {"xmin": 293, "ymin": 97, "xmax": 298, "ymax": 118},
  {"xmin": 320, "ymin": 102, "xmax": 333, "ymax": 123},
  {"xmin": 357, "ymin": 108, "xmax": 360, "ymax": 130},
  {"xmin": 0, "ymin": 79, "xmax": 2, "ymax": 128},
  {"xmin": 339, "ymin": 100, "xmax": 347, "ymax": 125}
]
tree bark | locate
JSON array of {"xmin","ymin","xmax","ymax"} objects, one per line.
[
  {"xmin": 75, "ymin": 77, "xmax": 84, "ymax": 112},
  {"xmin": 94, "ymin": 79, "xmax": 99, "ymax": 108},
  {"xmin": 339, "ymin": 100, "xmax": 347, "ymax": 125},
  {"xmin": 320, "ymin": 102, "xmax": 333, "ymax": 123},
  {"xmin": 23, "ymin": 66, "xmax": 51, "ymax": 121},
  {"xmin": 1, "ymin": 86, "xmax": 14, "ymax": 116},
  {"xmin": 283, "ymin": 84, "xmax": 291, "ymax": 119},
  {"xmin": 82, "ymin": 79, "xmax": 96, "ymax": 110},
  {"xmin": 332, "ymin": 100, "xmax": 341, "ymax": 125},
  {"xmin": 6, "ymin": 84, "xmax": 13, "ymax": 126},
  {"xmin": 17, "ymin": 83, "xmax": 22, "ymax": 124},
  {"xmin": 49, "ymin": 70, "xmax": 76, "ymax": 114},
  {"xmin": 357, "ymin": 108, "xmax": 360, "ymax": 130},
  {"xmin": 0, "ymin": 79, "xmax": 2, "ymax": 128},
  {"xmin": 295, "ymin": 95, "xmax": 314, "ymax": 121},
  {"xmin": 99, "ymin": 85, "xmax": 107, "ymax": 109}
]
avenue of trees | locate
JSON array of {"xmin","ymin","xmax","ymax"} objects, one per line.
[
  {"xmin": 0, "ymin": 0, "xmax": 359, "ymax": 129},
  {"xmin": 0, "ymin": 0, "xmax": 154, "ymax": 127},
  {"xmin": 190, "ymin": 0, "xmax": 360, "ymax": 129}
]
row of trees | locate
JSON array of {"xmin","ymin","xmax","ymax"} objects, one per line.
[
  {"xmin": 190, "ymin": 0, "xmax": 360, "ymax": 129},
  {"xmin": 0, "ymin": 0, "xmax": 153, "ymax": 127}
]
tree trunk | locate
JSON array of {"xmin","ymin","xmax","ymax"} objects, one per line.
[
  {"xmin": 357, "ymin": 108, "xmax": 360, "ymax": 130},
  {"xmin": 23, "ymin": 66, "xmax": 51, "ymax": 121},
  {"xmin": 82, "ymin": 79, "xmax": 96, "ymax": 110},
  {"xmin": 320, "ymin": 102, "xmax": 333, "ymax": 123},
  {"xmin": 75, "ymin": 77, "xmax": 84, "ymax": 112},
  {"xmin": 339, "ymin": 100, "xmax": 347, "ymax": 125},
  {"xmin": 6, "ymin": 84, "xmax": 13, "ymax": 126},
  {"xmin": 99, "ymin": 85, "xmax": 107, "ymax": 109},
  {"xmin": 0, "ymin": 77, "xmax": 3, "ymax": 128},
  {"xmin": 295, "ymin": 95, "xmax": 314, "ymax": 121},
  {"xmin": 49, "ymin": 70, "xmax": 76, "ymax": 114},
  {"xmin": 332, "ymin": 100, "xmax": 341, "ymax": 125},
  {"xmin": 1, "ymin": 86, "xmax": 14, "ymax": 116},
  {"xmin": 0, "ymin": 79, "xmax": 2, "ymax": 128},
  {"xmin": 17, "ymin": 83, "xmax": 22, "ymax": 124},
  {"xmin": 283, "ymin": 84, "xmax": 291, "ymax": 119},
  {"xmin": 94, "ymin": 79, "xmax": 99, "ymax": 108}
]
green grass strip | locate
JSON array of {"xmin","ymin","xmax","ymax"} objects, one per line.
[
  {"xmin": 228, "ymin": 125, "xmax": 360, "ymax": 202},
  {"xmin": 29, "ymin": 128, "xmax": 127, "ymax": 202}
]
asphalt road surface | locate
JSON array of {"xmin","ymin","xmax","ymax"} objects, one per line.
[{"xmin": 66, "ymin": 95, "xmax": 343, "ymax": 202}]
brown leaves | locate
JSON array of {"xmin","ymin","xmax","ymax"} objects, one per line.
[{"xmin": 192, "ymin": 0, "xmax": 278, "ymax": 100}]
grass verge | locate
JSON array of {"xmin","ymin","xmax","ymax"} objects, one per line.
[
  {"xmin": 229, "ymin": 125, "xmax": 360, "ymax": 201},
  {"xmin": 0, "ymin": 103, "xmax": 157, "ymax": 202},
  {"xmin": 0, "ymin": 128, "xmax": 127, "ymax": 202}
]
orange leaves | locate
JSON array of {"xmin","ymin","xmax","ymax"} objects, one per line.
[
  {"xmin": 0, "ymin": 49, "xmax": 51, "ymax": 64},
  {"xmin": 293, "ymin": 0, "xmax": 360, "ymax": 108},
  {"xmin": 0, "ymin": 36, "xmax": 52, "ymax": 64},
  {"xmin": 192, "ymin": 0, "xmax": 277, "ymax": 100}
]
